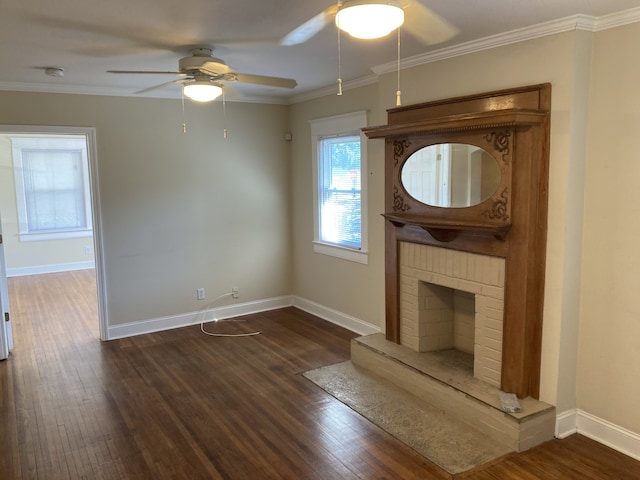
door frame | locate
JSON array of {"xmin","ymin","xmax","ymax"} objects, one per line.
[
  {"xmin": 0, "ymin": 212, "xmax": 13, "ymax": 358},
  {"xmin": 0, "ymin": 125, "xmax": 108, "ymax": 340}
]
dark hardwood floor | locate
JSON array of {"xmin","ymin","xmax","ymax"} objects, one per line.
[{"xmin": 1, "ymin": 270, "xmax": 639, "ymax": 479}]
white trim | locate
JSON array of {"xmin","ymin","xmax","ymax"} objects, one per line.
[
  {"xmin": 595, "ymin": 7, "xmax": 640, "ymax": 31},
  {"xmin": 577, "ymin": 410, "xmax": 640, "ymax": 461},
  {"xmin": 556, "ymin": 409, "xmax": 640, "ymax": 461},
  {"xmin": 292, "ymin": 295, "xmax": 381, "ymax": 336},
  {"xmin": 310, "ymin": 111, "xmax": 369, "ymax": 264},
  {"xmin": 294, "ymin": 8, "xmax": 640, "ymax": 103},
  {"xmin": 107, "ymin": 295, "xmax": 294, "ymax": 340},
  {"xmin": 0, "ymin": 81, "xmax": 290, "ymax": 105},
  {"xmin": 371, "ymin": 14, "xmax": 595, "ymax": 76},
  {"xmin": 371, "ymin": 10, "xmax": 640, "ymax": 75},
  {"xmin": 313, "ymin": 242, "xmax": 369, "ymax": 264},
  {"xmin": 6, "ymin": 261, "xmax": 95, "ymax": 277},
  {"xmin": 555, "ymin": 409, "xmax": 579, "ymax": 439},
  {"xmin": 290, "ymin": 74, "xmax": 379, "ymax": 104},
  {"xmin": 18, "ymin": 229, "xmax": 93, "ymax": 242},
  {"xmin": 107, "ymin": 295, "xmax": 381, "ymax": 340}
]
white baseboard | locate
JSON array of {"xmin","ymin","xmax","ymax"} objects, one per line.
[
  {"xmin": 555, "ymin": 409, "xmax": 578, "ymax": 438},
  {"xmin": 6, "ymin": 261, "xmax": 95, "ymax": 277},
  {"xmin": 556, "ymin": 409, "xmax": 640, "ymax": 461},
  {"xmin": 108, "ymin": 295, "xmax": 294, "ymax": 340},
  {"xmin": 292, "ymin": 296, "xmax": 381, "ymax": 336},
  {"xmin": 108, "ymin": 295, "xmax": 381, "ymax": 340}
]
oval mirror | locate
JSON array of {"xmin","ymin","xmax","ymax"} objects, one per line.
[{"xmin": 401, "ymin": 143, "xmax": 502, "ymax": 208}]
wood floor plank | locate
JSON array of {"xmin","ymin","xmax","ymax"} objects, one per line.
[{"xmin": 2, "ymin": 270, "xmax": 639, "ymax": 479}]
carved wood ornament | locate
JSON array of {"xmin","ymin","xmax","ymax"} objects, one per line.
[{"xmin": 363, "ymin": 84, "xmax": 551, "ymax": 399}]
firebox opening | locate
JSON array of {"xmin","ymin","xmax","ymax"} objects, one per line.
[
  {"xmin": 418, "ymin": 281, "xmax": 475, "ymax": 354},
  {"xmin": 398, "ymin": 242, "xmax": 505, "ymax": 387}
]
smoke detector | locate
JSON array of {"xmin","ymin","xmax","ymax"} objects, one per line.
[{"xmin": 44, "ymin": 67, "xmax": 64, "ymax": 78}]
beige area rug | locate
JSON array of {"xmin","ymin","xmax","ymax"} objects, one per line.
[{"xmin": 303, "ymin": 361, "xmax": 512, "ymax": 475}]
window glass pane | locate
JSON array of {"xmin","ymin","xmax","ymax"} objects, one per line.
[{"xmin": 319, "ymin": 135, "xmax": 361, "ymax": 248}]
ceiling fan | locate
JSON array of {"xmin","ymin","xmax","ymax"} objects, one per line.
[
  {"xmin": 281, "ymin": 0, "xmax": 458, "ymax": 46},
  {"xmin": 107, "ymin": 47, "xmax": 298, "ymax": 102}
]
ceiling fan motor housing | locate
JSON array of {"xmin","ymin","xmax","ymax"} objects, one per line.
[{"xmin": 179, "ymin": 54, "xmax": 229, "ymax": 75}]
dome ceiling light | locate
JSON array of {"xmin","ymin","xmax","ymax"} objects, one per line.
[{"xmin": 335, "ymin": 0, "xmax": 405, "ymax": 39}]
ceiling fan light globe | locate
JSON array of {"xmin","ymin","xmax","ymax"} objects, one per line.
[
  {"xmin": 183, "ymin": 82, "xmax": 223, "ymax": 102},
  {"xmin": 335, "ymin": 1, "xmax": 404, "ymax": 39}
]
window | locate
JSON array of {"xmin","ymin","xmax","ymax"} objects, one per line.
[
  {"xmin": 310, "ymin": 111, "xmax": 368, "ymax": 263},
  {"xmin": 11, "ymin": 136, "xmax": 93, "ymax": 241}
]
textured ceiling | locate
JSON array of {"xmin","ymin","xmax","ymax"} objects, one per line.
[{"xmin": 0, "ymin": 0, "xmax": 638, "ymax": 103}]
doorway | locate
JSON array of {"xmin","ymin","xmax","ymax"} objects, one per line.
[{"xmin": 0, "ymin": 126, "xmax": 107, "ymax": 347}]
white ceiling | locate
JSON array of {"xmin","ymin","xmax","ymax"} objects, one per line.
[{"xmin": 0, "ymin": 0, "xmax": 639, "ymax": 104}]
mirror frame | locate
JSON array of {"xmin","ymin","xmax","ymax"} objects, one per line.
[
  {"xmin": 400, "ymin": 142, "xmax": 503, "ymax": 209},
  {"xmin": 390, "ymin": 131, "xmax": 513, "ymax": 241}
]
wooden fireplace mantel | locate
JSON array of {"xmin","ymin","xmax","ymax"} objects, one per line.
[
  {"xmin": 382, "ymin": 213, "xmax": 512, "ymax": 242},
  {"xmin": 364, "ymin": 84, "xmax": 551, "ymax": 399}
]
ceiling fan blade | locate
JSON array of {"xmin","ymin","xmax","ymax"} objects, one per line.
[
  {"xmin": 23, "ymin": 12, "xmax": 194, "ymax": 55},
  {"xmin": 108, "ymin": 70, "xmax": 186, "ymax": 76},
  {"xmin": 280, "ymin": 5, "xmax": 338, "ymax": 46},
  {"xmin": 232, "ymin": 73, "xmax": 297, "ymax": 89},
  {"xmin": 134, "ymin": 78, "xmax": 188, "ymax": 95},
  {"xmin": 402, "ymin": 0, "xmax": 459, "ymax": 45}
]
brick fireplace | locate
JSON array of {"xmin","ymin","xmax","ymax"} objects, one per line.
[{"xmin": 399, "ymin": 242, "xmax": 505, "ymax": 387}]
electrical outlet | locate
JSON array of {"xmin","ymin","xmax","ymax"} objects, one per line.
[
  {"xmin": 231, "ymin": 287, "xmax": 239, "ymax": 299},
  {"xmin": 84, "ymin": 245, "xmax": 92, "ymax": 255},
  {"xmin": 197, "ymin": 288, "xmax": 205, "ymax": 300}
]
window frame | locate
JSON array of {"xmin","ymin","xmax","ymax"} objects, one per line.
[
  {"xmin": 11, "ymin": 136, "xmax": 93, "ymax": 242},
  {"xmin": 310, "ymin": 111, "xmax": 368, "ymax": 264}
]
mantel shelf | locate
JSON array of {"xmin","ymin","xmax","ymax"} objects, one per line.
[
  {"xmin": 363, "ymin": 109, "xmax": 547, "ymax": 139},
  {"xmin": 383, "ymin": 213, "xmax": 511, "ymax": 242}
]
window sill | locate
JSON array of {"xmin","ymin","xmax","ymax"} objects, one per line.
[
  {"xmin": 20, "ymin": 230, "xmax": 93, "ymax": 242},
  {"xmin": 313, "ymin": 241, "xmax": 368, "ymax": 264}
]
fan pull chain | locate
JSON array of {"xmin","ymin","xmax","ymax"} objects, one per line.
[
  {"xmin": 396, "ymin": 27, "xmax": 402, "ymax": 107},
  {"xmin": 222, "ymin": 88, "xmax": 228, "ymax": 139},
  {"xmin": 337, "ymin": 21, "xmax": 343, "ymax": 96},
  {"xmin": 181, "ymin": 87, "xmax": 187, "ymax": 133}
]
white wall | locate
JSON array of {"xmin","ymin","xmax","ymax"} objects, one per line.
[
  {"xmin": 289, "ymin": 83, "xmax": 387, "ymax": 330},
  {"xmin": 0, "ymin": 91, "xmax": 292, "ymax": 327},
  {"xmin": 579, "ymin": 22, "xmax": 640, "ymax": 435}
]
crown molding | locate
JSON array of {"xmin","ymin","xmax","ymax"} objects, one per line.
[
  {"xmin": 0, "ymin": 81, "xmax": 291, "ymax": 105},
  {"xmin": 0, "ymin": 81, "xmax": 132, "ymax": 97},
  {"xmin": 595, "ymin": 6, "xmax": 640, "ymax": 31},
  {"xmin": 289, "ymin": 74, "xmax": 379, "ymax": 104},
  {"xmin": 372, "ymin": 8, "xmax": 640, "ymax": 76}
]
